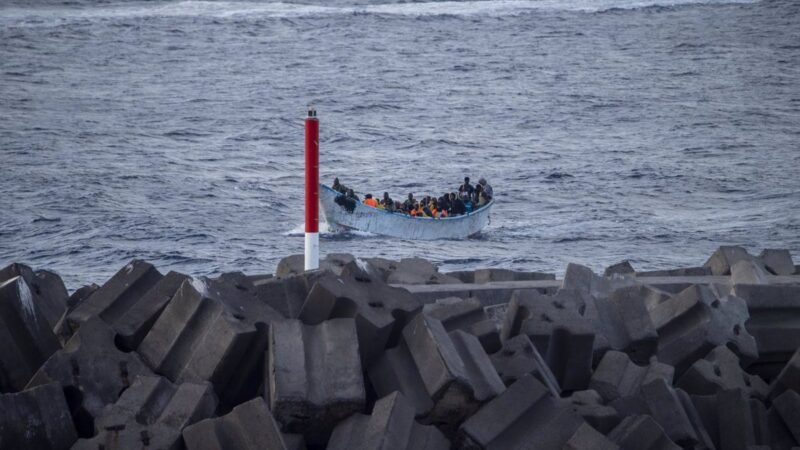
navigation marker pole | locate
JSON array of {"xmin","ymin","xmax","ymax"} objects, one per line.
[{"xmin": 304, "ymin": 106, "xmax": 320, "ymax": 271}]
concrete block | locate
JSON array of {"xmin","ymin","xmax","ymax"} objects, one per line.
[
  {"xmin": 733, "ymin": 284, "xmax": 800, "ymax": 379},
  {"xmin": 0, "ymin": 262, "xmax": 68, "ymax": 330},
  {"xmin": 691, "ymin": 389, "xmax": 769, "ymax": 450},
  {"xmin": 563, "ymin": 422, "xmax": 620, "ymax": 450},
  {"xmin": 565, "ymin": 390, "xmax": 621, "ymax": 433},
  {"xmin": 732, "ymin": 259, "xmax": 770, "ymax": 285},
  {"xmin": 457, "ymin": 374, "xmax": 585, "ymax": 449},
  {"xmin": 253, "ymin": 270, "xmax": 324, "ymax": 319},
  {"xmin": 773, "ymin": 390, "xmax": 800, "ymax": 444},
  {"xmin": 423, "ymin": 296, "xmax": 486, "ymax": 331},
  {"xmin": 766, "ymin": 406, "xmax": 797, "ymax": 449},
  {"xmin": 562, "ymin": 263, "xmax": 610, "ymax": 300},
  {"xmin": 607, "ymin": 415, "xmax": 681, "ymax": 450},
  {"xmin": 268, "ymin": 318, "xmax": 365, "ymax": 445},
  {"xmin": 597, "ymin": 285, "xmax": 660, "ymax": 364},
  {"xmin": 62, "ymin": 259, "xmax": 163, "ymax": 337},
  {"xmin": 183, "ymin": 397, "xmax": 287, "ymax": 450},
  {"xmin": 368, "ymin": 339, "xmax": 435, "ymax": 418},
  {"xmin": 473, "ymin": 268, "xmax": 555, "ymax": 283},
  {"xmin": 466, "ymin": 319, "xmax": 502, "ymax": 354},
  {"xmin": 114, "ymin": 271, "xmax": 190, "ymax": 351},
  {"xmin": 276, "ymin": 252, "xmax": 355, "ymax": 278},
  {"xmin": 678, "ymin": 346, "xmax": 768, "ymax": 399},
  {"xmin": 251, "ymin": 270, "xmax": 331, "ymax": 319},
  {"xmin": 72, "ymin": 376, "xmax": 216, "ymax": 450},
  {"xmin": 649, "ymin": 284, "xmax": 757, "ymax": 374},
  {"xmin": 770, "ymin": 347, "xmax": 800, "ymax": 400},
  {"xmin": 502, "ymin": 289, "xmax": 595, "ymax": 391},
  {"xmin": 328, "ymin": 392, "xmax": 449, "ymax": 450},
  {"xmin": 705, "ymin": 245, "xmax": 753, "ymax": 275},
  {"xmin": 424, "ymin": 298, "xmax": 501, "ymax": 353},
  {"xmin": 445, "ymin": 270, "xmax": 475, "ymax": 283},
  {"xmin": 298, "ymin": 266, "xmax": 421, "ymax": 366},
  {"xmin": 640, "ymin": 378, "xmax": 714, "ymax": 448},
  {"xmin": 489, "ymin": 334, "xmax": 560, "ymax": 396},
  {"xmin": 137, "ymin": 277, "xmax": 274, "ymax": 410},
  {"xmin": 67, "ymin": 283, "xmax": 100, "ymax": 310},
  {"xmin": 355, "ymin": 257, "xmax": 399, "ymax": 282},
  {"xmin": 484, "ymin": 303, "xmax": 507, "ymax": 321},
  {"xmin": 0, "ymin": 276, "xmax": 60, "ymax": 392},
  {"xmin": 589, "ymin": 351, "xmax": 673, "ymax": 403},
  {"xmin": 0, "ymin": 382, "xmax": 77, "ymax": 449},
  {"xmin": 282, "ymin": 433, "xmax": 306, "ymax": 450},
  {"xmin": 759, "ymin": 249, "xmax": 795, "ymax": 276},
  {"xmin": 400, "ymin": 314, "xmax": 504, "ymax": 430},
  {"xmin": 386, "ymin": 257, "xmax": 462, "ymax": 285},
  {"xmin": 636, "ymin": 266, "xmax": 712, "ymax": 277},
  {"xmin": 604, "ymin": 260, "xmax": 635, "ymax": 277},
  {"xmin": 26, "ymin": 318, "xmax": 154, "ymax": 420}
]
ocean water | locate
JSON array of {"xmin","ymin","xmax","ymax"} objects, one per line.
[{"xmin": 1, "ymin": 0, "xmax": 798, "ymax": 291}]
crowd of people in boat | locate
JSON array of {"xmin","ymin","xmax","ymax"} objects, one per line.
[{"xmin": 331, "ymin": 176, "xmax": 493, "ymax": 218}]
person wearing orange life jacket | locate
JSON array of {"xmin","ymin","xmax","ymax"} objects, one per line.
[
  {"xmin": 420, "ymin": 202, "xmax": 432, "ymax": 218},
  {"xmin": 363, "ymin": 193, "xmax": 379, "ymax": 208},
  {"xmin": 428, "ymin": 198, "xmax": 439, "ymax": 218}
]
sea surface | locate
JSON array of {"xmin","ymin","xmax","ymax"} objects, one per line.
[{"xmin": 1, "ymin": 0, "xmax": 798, "ymax": 291}]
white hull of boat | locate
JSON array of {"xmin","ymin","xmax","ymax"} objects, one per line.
[{"xmin": 319, "ymin": 184, "xmax": 493, "ymax": 240}]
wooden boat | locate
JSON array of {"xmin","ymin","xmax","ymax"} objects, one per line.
[{"xmin": 319, "ymin": 184, "xmax": 493, "ymax": 240}]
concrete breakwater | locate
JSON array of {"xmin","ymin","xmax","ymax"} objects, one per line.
[{"xmin": 1, "ymin": 246, "xmax": 799, "ymax": 449}]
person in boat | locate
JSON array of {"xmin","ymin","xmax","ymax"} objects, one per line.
[
  {"xmin": 478, "ymin": 177, "xmax": 493, "ymax": 199},
  {"xmin": 477, "ymin": 191, "xmax": 490, "ymax": 208},
  {"xmin": 421, "ymin": 201, "xmax": 433, "ymax": 218},
  {"xmin": 334, "ymin": 187, "xmax": 358, "ymax": 213},
  {"xmin": 448, "ymin": 192, "xmax": 464, "ymax": 216},
  {"xmin": 381, "ymin": 192, "xmax": 394, "ymax": 210},
  {"xmin": 332, "ymin": 177, "xmax": 347, "ymax": 194},
  {"xmin": 403, "ymin": 193, "xmax": 415, "ymax": 212},
  {"xmin": 438, "ymin": 193, "xmax": 450, "ymax": 215},
  {"xmin": 472, "ymin": 183, "xmax": 484, "ymax": 205},
  {"xmin": 428, "ymin": 198, "xmax": 439, "ymax": 218},
  {"xmin": 434, "ymin": 198, "xmax": 448, "ymax": 217},
  {"xmin": 346, "ymin": 188, "xmax": 359, "ymax": 202},
  {"xmin": 460, "ymin": 177, "xmax": 475, "ymax": 198},
  {"xmin": 363, "ymin": 193, "xmax": 379, "ymax": 208}
]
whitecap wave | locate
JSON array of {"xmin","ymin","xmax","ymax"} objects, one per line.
[{"xmin": 0, "ymin": 0, "xmax": 761, "ymax": 24}]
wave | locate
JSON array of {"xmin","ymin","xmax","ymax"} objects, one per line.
[{"xmin": 0, "ymin": 0, "xmax": 761, "ymax": 24}]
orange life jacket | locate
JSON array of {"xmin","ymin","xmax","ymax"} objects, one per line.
[
  {"xmin": 364, "ymin": 198, "xmax": 378, "ymax": 207},
  {"xmin": 410, "ymin": 209, "xmax": 418, "ymax": 217}
]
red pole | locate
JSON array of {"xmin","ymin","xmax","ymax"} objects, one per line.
[{"xmin": 304, "ymin": 107, "xmax": 319, "ymax": 270}]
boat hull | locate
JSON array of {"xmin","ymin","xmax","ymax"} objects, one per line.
[{"xmin": 319, "ymin": 184, "xmax": 492, "ymax": 240}]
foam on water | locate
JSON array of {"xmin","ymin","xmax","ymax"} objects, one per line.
[
  {"xmin": 16, "ymin": 278, "xmax": 37, "ymax": 321},
  {"xmin": 190, "ymin": 277, "xmax": 208, "ymax": 297}
]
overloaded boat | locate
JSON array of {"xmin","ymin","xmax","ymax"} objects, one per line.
[{"xmin": 319, "ymin": 184, "xmax": 493, "ymax": 240}]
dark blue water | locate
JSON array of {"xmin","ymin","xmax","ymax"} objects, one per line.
[{"xmin": 1, "ymin": 0, "xmax": 799, "ymax": 290}]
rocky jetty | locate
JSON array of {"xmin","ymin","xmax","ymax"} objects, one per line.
[{"xmin": 1, "ymin": 246, "xmax": 799, "ymax": 449}]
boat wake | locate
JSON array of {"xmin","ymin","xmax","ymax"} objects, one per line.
[{"xmin": 284, "ymin": 221, "xmax": 377, "ymax": 239}]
